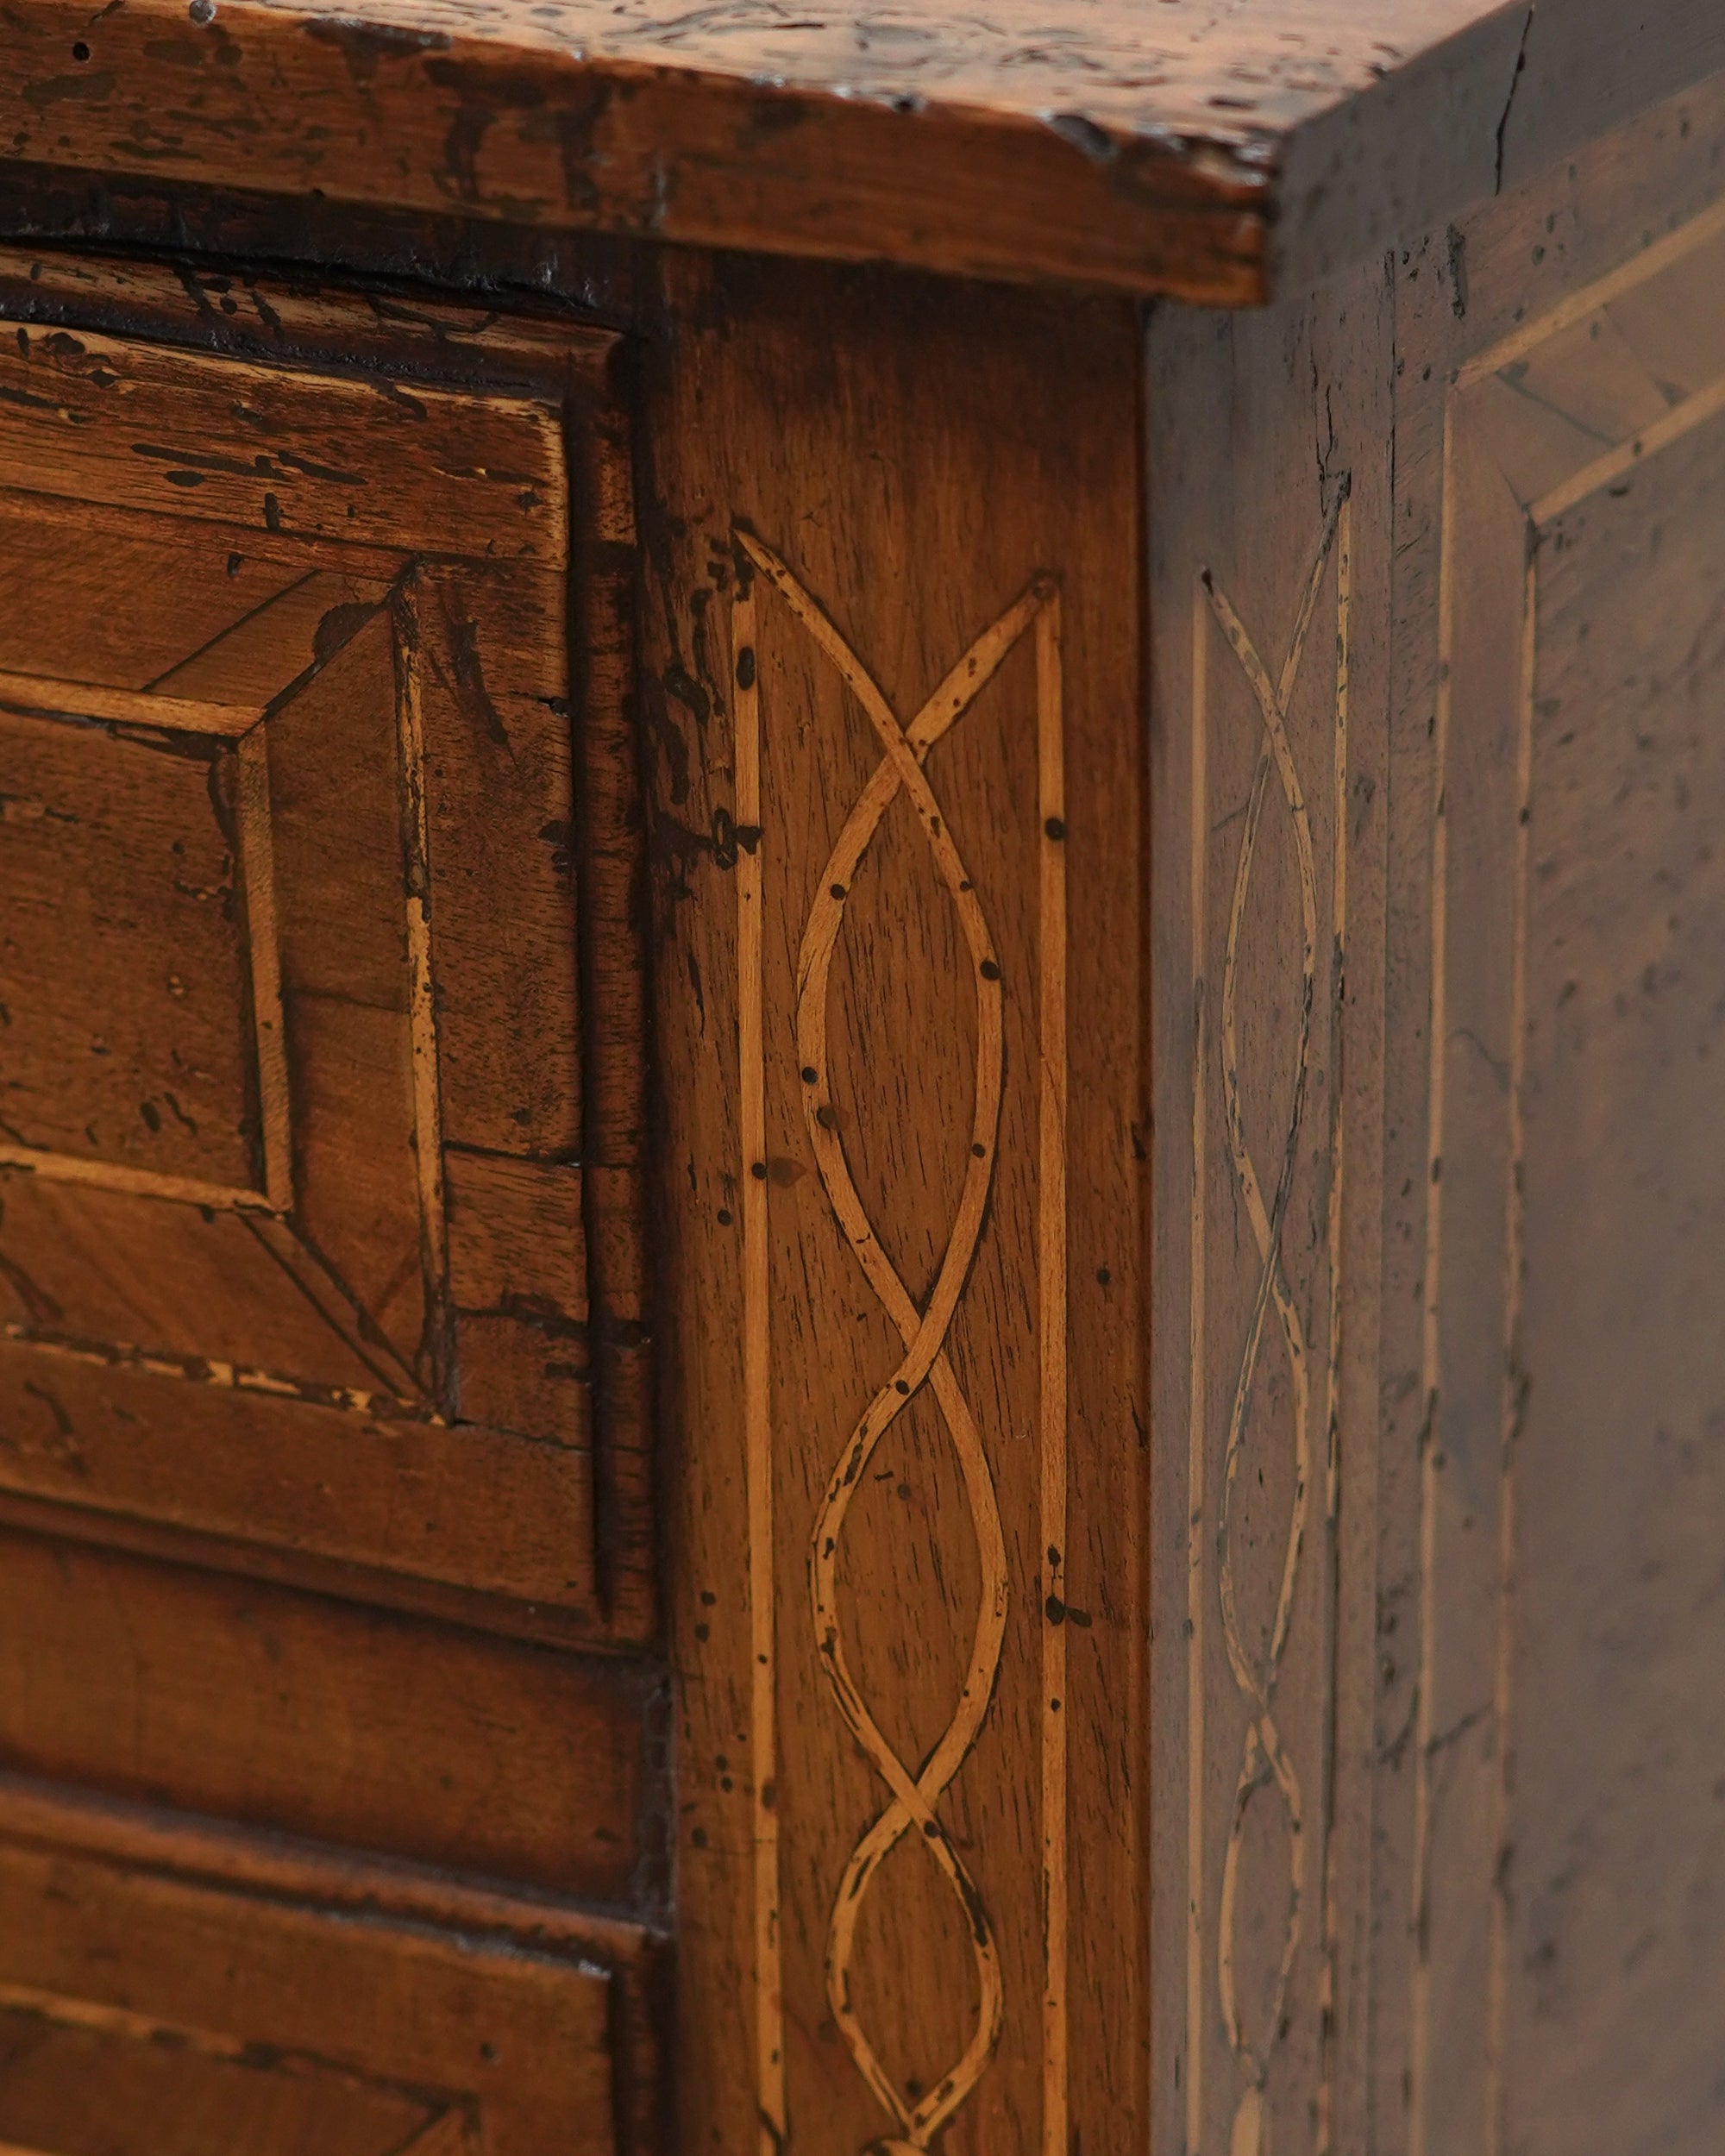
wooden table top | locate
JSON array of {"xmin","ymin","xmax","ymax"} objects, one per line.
[{"xmin": 3, "ymin": 0, "xmax": 1722, "ymax": 297}]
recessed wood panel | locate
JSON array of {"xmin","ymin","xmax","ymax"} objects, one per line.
[{"xmin": 0, "ymin": 266, "xmax": 653, "ymax": 1639}]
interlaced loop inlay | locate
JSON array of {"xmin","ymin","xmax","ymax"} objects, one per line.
[
  {"xmin": 737, "ymin": 530, "xmax": 1057, "ymax": 2153},
  {"xmin": 1201, "ymin": 479, "xmax": 1349, "ymax": 2156}
]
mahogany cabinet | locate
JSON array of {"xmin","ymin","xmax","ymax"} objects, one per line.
[{"xmin": 0, "ymin": 4, "xmax": 1722, "ymax": 2152}]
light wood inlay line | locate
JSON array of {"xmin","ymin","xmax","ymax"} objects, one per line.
[
  {"xmin": 1482, "ymin": 542, "xmax": 1539, "ymax": 2156},
  {"xmin": 1186, "ymin": 567, "xmax": 1211, "ymax": 2156},
  {"xmin": 0, "ymin": 667, "xmax": 265, "ymax": 737},
  {"xmin": 734, "ymin": 527, "xmax": 1065, "ymax": 2153},
  {"xmin": 1528, "ymin": 371, "xmax": 1725, "ymax": 527},
  {"xmin": 1195, "ymin": 479, "xmax": 1349, "ymax": 2156},
  {"xmin": 1036, "ymin": 591, "xmax": 1070, "ymax": 2156},
  {"xmin": 1454, "ymin": 190, "xmax": 1725, "ymax": 388},
  {"xmin": 1409, "ymin": 394, "xmax": 1458, "ymax": 2156},
  {"xmin": 235, "ymin": 726, "xmax": 293, "ymax": 1213},
  {"xmin": 0, "ymin": 1147, "xmax": 275, "ymax": 1214},
  {"xmin": 1317, "ymin": 492, "xmax": 1352, "ymax": 2156},
  {"xmin": 392, "ymin": 583, "xmax": 450, "ymax": 1407},
  {"xmin": 731, "ymin": 563, "xmax": 784, "ymax": 2156}
]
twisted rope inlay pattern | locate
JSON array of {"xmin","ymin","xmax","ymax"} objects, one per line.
[
  {"xmin": 1201, "ymin": 480, "xmax": 1349, "ymax": 2156},
  {"xmin": 736, "ymin": 530, "xmax": 1059, "ymax": 2153}
]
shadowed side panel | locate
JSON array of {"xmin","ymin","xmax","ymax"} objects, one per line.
[{"xmin": 1386, "ymin": 81, "xmax": 1725, "ymax": 2156}]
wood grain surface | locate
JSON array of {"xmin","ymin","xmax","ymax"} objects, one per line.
[
  {"xmin": 0, "ymin": 1782, "xmax": 649, "ymax": 2156},
  {"xmin": 0, "ymin": 1525, "xmax": 661, "ymax": 1902},
  {"xmin": 2, "ymin": 0, "xmax": 1722, "ymax": 298},
  {"xmin": 641, "ymin": 254, "xmax": 1147, "ymax": 2156}
]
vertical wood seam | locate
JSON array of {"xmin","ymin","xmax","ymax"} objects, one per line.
[{"xmin": 571, "ymin": 376, "xmax": 658, "ymax": 1640}]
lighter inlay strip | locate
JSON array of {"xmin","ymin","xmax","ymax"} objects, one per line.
[
  {"xmin": 392, "ymin": 584, "xmax": 449, "ymax": 1407},
  {"xmin": 235, "ymin": 728, "xmax": 292, "ymax": 1213},
  {"xmin": 1186, "ymin": 566, "xmax": 1211, "ymax": 2156},
  {"xmin": 0, "ymin": 1148, "xmax": 275, "ymax": 1214},
  {"xmin": 733, "ymin": 530, "xmax": 1067, "ymax": 2154},
  {"xmin": 0, "ymin": 668, "xmax": 265, "ymax": 737},
  {"xmin": 1318, "ymin": 493, "xmax": 1352, "ymax": 2156},
  {"xmin": 1036, "ymin": 592, "xmax": 1070, "ymax": 2156}
]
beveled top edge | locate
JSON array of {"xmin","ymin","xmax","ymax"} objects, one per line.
[{"xmin": 1, "ymin": 0, "xmax": 1722, "ymax": 299}]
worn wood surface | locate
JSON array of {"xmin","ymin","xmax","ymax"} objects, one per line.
[
  {"xmin": 1150, "ymin": 66, "xmax": 1725, "ymax": 2156},
  {"xmin": 3, "ymin": 0, "xmax": 1724, "ymax": 298},
  {"xmin": 3, "ymin": 30, "xmax": 1724, "ymax": 2153},
  {"xmin": 640, "ymin": 256, "xmax": 1146, "ymax": 2156}
]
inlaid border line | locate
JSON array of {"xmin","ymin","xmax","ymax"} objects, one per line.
[
  {"xmin": 235, "ymin": 727, "xmax": 292, "ymax": 1215},
  {"xmin": 1532, "ymin": 371, "xmax": 1725, "ymax": 525},
  {"xmin": 1038, "ymin": 592, "xmax": 1070, "ymax": 2156},
  {"xmin": 1408, "ymin": 392, "xmax": 1458, "ymax": 2156},
  {"xmin": 1189, "ymin": 492, "xmax": 1348, "ymax": 2154},
  {"xmin": 1317, "ymin": 492, "xmax": 1352, "ymax": 2156},
  {"xmin": 731, "ymin": 566, "xmax": 785, "ymax": 2156},
  {"xmin": 1186, "ymin": 566, "xmax": 1211, "ymax": 2156},
  {"xmin": 392, "ymin": 580, "xmax": 450, "ymax": 1407},
  {"xmin": 0, "ymin": 1149, "xmax": 275, "ymax": 1215},
  {"xmin": 1454, "ymin": 191, "xmax": 1725, "ymax": 387},
  {"xmin": 1481, "ymin": 537, "xmax": 1538, "ymax": 2156}
]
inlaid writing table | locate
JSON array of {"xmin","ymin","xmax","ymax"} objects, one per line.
[{"xmin": 0, "ymin": 3, "xmax": 1722, "ymax": 2151}]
